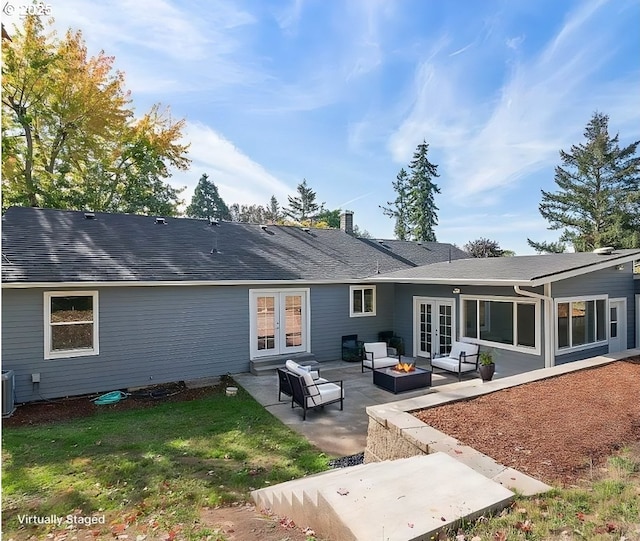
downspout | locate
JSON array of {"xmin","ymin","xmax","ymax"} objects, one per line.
[{"xmin": 514, "ymin": 284, "xmax": 554, "ymax": 368}]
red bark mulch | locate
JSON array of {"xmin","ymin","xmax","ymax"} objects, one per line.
[{"xmin": 414, "ymin": 358, "xmax": 640, "ymax": 486}]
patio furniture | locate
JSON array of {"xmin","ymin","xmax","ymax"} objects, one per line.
[
  {"xmin": 341, "ymin": 334, "xmax": 364, "ymax": 362},
  {"xmin": 373, "ymin": 366, "xmax": 432, "ymax": 393},
  {"xmin": 362, "ymin": 342, "xmax": 399, "ymax": 373},
  {"xmin": 278, "ymin": 360, "xmax": 325, "ymax": 402},
  {"xmin": 286, "ymin": 371, "xmax": 344, "ymax": 421},
  {"xmin": 277, "ymin": 368, "xmax": 293, "ymax": 401},
  {"xmin": 430, "ymin": 341, "xmax": 480, "ymax": 381},
  {"xmin": 378, "ymin": 331, "xmax": 405, "ymax": 356}
]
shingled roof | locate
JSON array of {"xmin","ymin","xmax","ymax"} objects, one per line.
[
  {"xmin": 1, "ymin": 207, "xmax": 467, "ymax": 284},
  {"xmin": 374, "ymin": 250, "xmax": 640, "ymax": 287}
]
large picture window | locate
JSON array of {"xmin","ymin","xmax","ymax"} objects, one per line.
[
  {"xmin": 350, "ymin": 286, "xmax": 376, "ymax": 317},
  {"xmin": 462, "ymin": 296, "xmax": 539, "ymax": 353},
  {"xmin": 556, "ymin": 297, "xmax": 606, "ymax": 351},
  {"xmin": 44, "ymin": 291, "xmax": 99, "ymax": 359}
]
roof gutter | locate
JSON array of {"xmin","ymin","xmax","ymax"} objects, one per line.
[{"xmin": 514, "ymin": 285, "xmax": 554, "ymax": 368}]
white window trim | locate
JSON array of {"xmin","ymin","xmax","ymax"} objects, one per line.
[
  {"xmin": 460, "ymin": 295, "xmax": 541, "ymax": 355},
  {"xmin": 349, "ymin": 285, "xmax": 376, "ymax": 317},
  {"xmin": 554, "ymin": 295, "xmax": 608, "ymax": 355},
  {"xmin": 44, "ymin": 291, "xmax": 99, "ymax": 360},
  {"xmin": 248, "ymin": 288, "xmax": 311, "ymax": 359}
]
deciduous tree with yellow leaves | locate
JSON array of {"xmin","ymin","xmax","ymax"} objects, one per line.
[{"xmin": 2, "ymin": 16, "xmax": 190, "ymax": 215}]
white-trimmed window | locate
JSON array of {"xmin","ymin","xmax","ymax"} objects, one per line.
[
  {"xmin": 555, "ymin": 296, "xmax": 606, "ymax": 352},
  {"xmin": 350, "ymin": 286, "xmax": 376, "ymax": 317},
  {"xmin": 462, "ymin": 296, "xmax": 540, "ymax": 353},
  {"xmin": 44, "ymin": 291, "xmax": 99, "ymax": 359}
]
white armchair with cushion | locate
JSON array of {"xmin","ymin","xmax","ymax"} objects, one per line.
[
  {"xmin": 430, "ymin": 341, "xmax": 480, "ymax": 381},
  {"xmin": 362, "ymin": 342, "xmax": 399, "ymax": 373},
  {"xmin": 285, "ymin": 366, "xmax": 344, "ymax": 420}
]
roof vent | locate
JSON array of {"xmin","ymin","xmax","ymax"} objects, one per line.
[
  {"xmin": 260, "ymin": 224, "xmax": 268, "ymax": 231},
  {"xmin": 301, "ymin": 227, "xmax": 310, "ymax": 232},
  {"xmin": 84, "ymin": 212, "xmax": 95, "ymax": 220},
  {"xmin": 593, "ymin": 246, "xmax": 614, "ymax": 255},
  {"xmin": 155, "ymin": 217, "xmax": 166, "ymax": 225},
  {"xmin": 209, "ymin": 219, "xmax": 219, "ymax": 226}
]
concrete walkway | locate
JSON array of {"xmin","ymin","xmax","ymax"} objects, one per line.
[{"xmin": 234, "ymin": 359, "xmax": 487, "ymax": 456}]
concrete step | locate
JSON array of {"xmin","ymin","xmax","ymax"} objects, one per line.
[
  {"xmin": 252, "ymin": 453, "xmax": 514, "ymax": 541},
  {"xmin": 249, "ymin": 352, "xmax": 317, "ymax": 376},
  {"xmin": 253, "ymin": 460, "xmax": 389, "ymax": 530}
]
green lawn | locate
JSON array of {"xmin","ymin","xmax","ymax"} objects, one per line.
[
  {"xmin": 2, "ymin": 384, "xmax": 329, "ymax": 539},
  {"xmin": 4, "ymin": 383, "xmax": 639, "ymax": 541}
]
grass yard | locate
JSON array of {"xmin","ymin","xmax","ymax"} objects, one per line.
[
  {"xmin": 2, "ymin": 383, "xmax": 329, "ymax": 540},
  {"xmin": 3, "ymin": 379, "xmax": 640, "ymax": 541},
  {"xmin": 444, "ymin": 446, "xmax": 640, "ymax": 540}
]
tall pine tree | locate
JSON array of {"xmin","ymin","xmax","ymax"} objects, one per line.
[
  {"xmin": 284, "ymin": 179, "xmax": 324, "ymax": 222},
  {"xmin": 186, "ymin": 174, "xmax": 231, "ymax": 220},
  {"xmin": 384, "ymin": 141, "xmax": 440, "ymax": 241},
  {"xmin": 381, "ymin": 168, "xmax": 411, "ymax": 240},
  {"xmin": 528, "ymin": 112, "xmax": 640, "ymax": 252},
  {"xmin": 408, "ymin": 140, "xmax": 440, "ymax": 242},
  {"xmin": 264, "ymin": 195, "xmax": 281, "ymax": 223}
]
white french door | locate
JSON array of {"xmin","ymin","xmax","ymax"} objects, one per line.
[
  {"xmin": 608, "ymin": 298, "xmax": 627, "ymax": 353},
  {"xmin": 250, "ymin": 289, "xmax": 309, "ymax": 358},
  {"xmin": 413, "ymin": 297, "xmax": 455, "ymax": 359}
]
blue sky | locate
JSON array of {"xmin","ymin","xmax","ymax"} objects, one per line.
[{"xmin": 5, "ymin": 0, "xmax": 640, "ymax": 254}]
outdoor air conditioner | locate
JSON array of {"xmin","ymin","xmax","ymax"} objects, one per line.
[{"xmin": 2, "ymin": 370, "xmax": 16, "ymax": 417}]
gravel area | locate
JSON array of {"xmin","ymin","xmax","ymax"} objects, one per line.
[{"xmin": 413, "ymin": 358, "xmax": 640, "ymax": 486}]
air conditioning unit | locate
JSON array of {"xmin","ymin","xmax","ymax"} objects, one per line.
[{"xmin": 2, "ymin": 370, "xmax": 16, "ymax": 417}]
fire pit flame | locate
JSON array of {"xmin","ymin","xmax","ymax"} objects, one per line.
[{"xmin": 393, "ymin": 362, "xmax": 416, "ymax": 373}]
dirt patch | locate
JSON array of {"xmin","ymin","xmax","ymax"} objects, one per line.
[
  {"xmin": 414, "ymin": 358, "xmax": 640, "ymax": 486},
  {"xmin": 200, "ymin": 503, "xmax": 318, "ymax": 541}
]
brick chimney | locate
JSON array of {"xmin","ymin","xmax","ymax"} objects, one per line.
[{"xmin": 340, "ymin": 211, "xmax": 354, "ymax": 235}]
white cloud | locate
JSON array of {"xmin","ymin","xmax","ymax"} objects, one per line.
[
  {"xmin": 175, "ymin": 123, "xmax": 292, "ymax": 207},
  {"xmin": 388, "ymin": 0, "xmax": 640, "ymax": 206},
  {"xmin": 44, "ymin": 0, "xmax": 261, "ymax": 96}
]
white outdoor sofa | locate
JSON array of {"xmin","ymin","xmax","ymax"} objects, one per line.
[
  {"xmin": 362, "ymin": 342, "xmax": 399, "ymax": 373},
  {"xmin": 430, "ymin": 341, "xmax": 480, "ymax": 381}
]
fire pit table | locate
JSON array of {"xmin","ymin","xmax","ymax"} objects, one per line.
[{"xmin": 373, "ymin": 362, "xmax": 432, "ymax": 394}]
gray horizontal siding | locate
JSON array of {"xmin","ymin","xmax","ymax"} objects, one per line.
[
  {"xmin": 2, "ymin": 282, "xmax": 397, "ymax": 402},
  {"xmin": 309, "ymin": 283, "xmax": 395, "ymax": 361},
  {"xmin": 553, "ymin": 265, "xmax": 637, "ymax": 352},
  {"xmin": 393, "ymin": 283, "xmax": 545, "ymax": 371},
  {"xmin": 2, "ymin": 286, "xmax": 252, "ymax": 403}
]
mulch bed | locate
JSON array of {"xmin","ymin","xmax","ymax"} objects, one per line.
[{"xmin": 413, "ymin": 357, "xmax": 640, "ymax": 486}]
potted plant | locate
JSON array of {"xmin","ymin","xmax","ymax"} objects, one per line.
[{"xmin": 478, "ymin": 351, "xmax": 495, "ymax": 382}]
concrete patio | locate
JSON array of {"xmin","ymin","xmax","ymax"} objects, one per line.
[{"xmin": 232, "ymin": 354, "xmax": 542, "ymax": 457}]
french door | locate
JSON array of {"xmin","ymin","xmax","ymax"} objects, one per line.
[
  {"xmin": 250, "ymin": 289, "xmax": 309, "ymax": 358},
  {"xmin": 413, "ymin": 297, "xmax": 455, "ymax": 358}
]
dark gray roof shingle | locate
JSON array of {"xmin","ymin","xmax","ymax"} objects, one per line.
[
  {"xmin": 1, "ymin": 207, "xmax": 467, "ymax": 284},
  {"xmin": 375, "ymin": 250, "xmax": 640, "ymax": 285}
]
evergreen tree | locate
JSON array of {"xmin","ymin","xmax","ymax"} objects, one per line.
[
  {"xmin": 264, "ymin": 195, "xmax": 281, "ymax": 223},
  {"xmin": 186, "ymin": 174, "xmax": 231, "ymax": 220},
  {"xmin": 407, "ymin": 140, "xmax": 440, "ymax": 242},
  {"xmin": 381, "ymin": 168, "xmax": 411, "ymax": 240},
  {"xmin": 283, "ymin": 179, "xmax": 324, "ymax": 222},
  {"xmin": 528, "ymin": 112, "xmax": 640, "ymax": 252}
]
